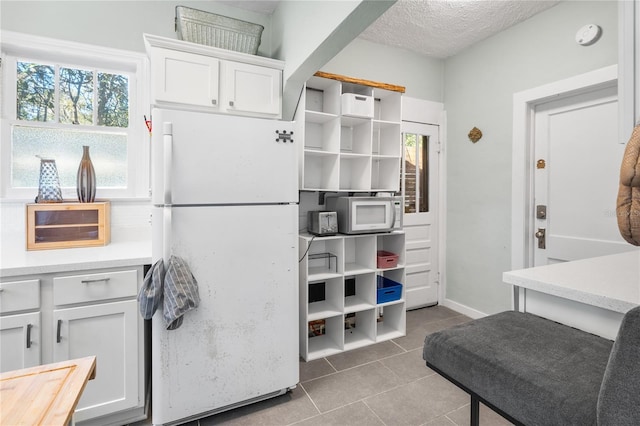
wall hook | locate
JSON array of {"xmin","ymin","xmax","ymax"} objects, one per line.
[{"xmin": 468, "ymin": 127, "xmax": 483, "ymax": 143}]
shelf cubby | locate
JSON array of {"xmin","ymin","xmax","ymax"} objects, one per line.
[
  {"xmin": 304, "ymin": 116, "xmax": 340, "ymax": 152},
  {"xmin": 343, "ymin": 309, "xmax": 376, "ymax": 351},
  {"xmin": 302, "ymin": 151, "xmax": 339, "ymax": 191},
  {"xmin": 377, "ymin": 233, "xmax": 406, "ymax": 269},
  {"xmin": 373, "ymin": 88, "xmax": 402, "ymax": 122},
  {"xmin": 339, "ymin": 156, "xmax": 371, "ymax": 191},
  {"xmin": 340, "ymin": 117, "xmax": 372, "ymax": 154},
  {"xmin": 308, "ymin": 277, "xmax": 343, "ymax": 320},
  {"xmin": 372, "ymin": 121, "xmax": 401, "ymax": 156},
  {"xmin": 307, "ymin": 314, "xmax": 343, "ymax": 359},
  {"xmin": 305, "ymin": 76, "xmax": 341, "ymax": 115},
  {"xmin": 371, "ymin": 157, "xmax": 401, "ymax": 192},
  {"xmin": 344, "ymin": 235, "xmax": 376, "ymax": 274},
  {"xmin": 376, "ymin": 302, "xmax": 406, "ymax": 341},
  {"xmin": 344, "ymin": 273, "xmax": 376, "ymax": 312}
]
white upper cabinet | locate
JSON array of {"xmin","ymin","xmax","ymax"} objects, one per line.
[
  {"xmin": 222, "ymin": 61, "xmax": 281, "ymax": 117},
  {"xmin": 150, "ymin": 47, "xmax": 220, "ymax": 109},
  {"xmin": 145, "ymin": 34, "xmax": 284, "ymax": 119}
]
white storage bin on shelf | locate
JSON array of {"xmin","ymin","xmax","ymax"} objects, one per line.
[
  {"xmin": 298, "ymin": 72, "xmax": 404, "ymax": 192},
  {"xmin": 299, "ymin": 231, "xmax": 405, "ymax": 361},
  {"xmin": 341, "ymin": 93, "xmax": 374, "ymax": 118}
]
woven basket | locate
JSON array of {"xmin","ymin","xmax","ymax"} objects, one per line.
[{"xmin": 175, "ymin": 6, "xmax": 263, "ymax": 55}]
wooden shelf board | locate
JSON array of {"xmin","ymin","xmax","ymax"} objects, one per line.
[{"xmin": 314, "ymin": 71, "xmax": 405, "ymax": 93}]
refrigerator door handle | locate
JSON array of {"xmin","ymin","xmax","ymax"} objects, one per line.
[
  {"xmin": 163, "ymin": 122, "xmax": 173, "ymax": 205},
  {"xmin": 163, "ymin": 206, "xmax": 172, "ymax": 263}
]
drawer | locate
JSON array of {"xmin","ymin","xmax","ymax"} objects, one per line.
[
  {"xmin": 0, "ymin": 280, "xmax": 40, "ymax": 314},
  {"xmin": 53, "ymin": 270, "xmax": 137, "ymax": 305}
]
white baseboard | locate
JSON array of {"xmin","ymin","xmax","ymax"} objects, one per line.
[{"xmin": 440, "ymin": 298, "xmax": 487, "ymax": 319}]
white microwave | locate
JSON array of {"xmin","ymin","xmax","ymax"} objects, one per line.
[{"xmin": 326, "ymin": 196, "xmax": 401, "ymax": 234}]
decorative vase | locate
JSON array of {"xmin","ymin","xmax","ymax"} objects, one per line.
[
  {"xmin": 76, "ymin": 145, "xmax": 96, "ymax": 203},
  {"xmin": 37, "ymin": 157, "xmax": 63, "ymax": 203}
]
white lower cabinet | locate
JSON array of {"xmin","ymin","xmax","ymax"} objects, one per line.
[
  {"xmin": 53, "ymin": 300, "xmax": 139, "ymax": 423},
  {"xmin": 299, "ymin": 232, "xmax": 406, "ymax": 361},
  {"xmin": 0, "ymin": 279, "xmax": 41, "ymax": 372},
  {"xmin": 0, "ymin": 266, "xmax": 146, "ymax": 426}
]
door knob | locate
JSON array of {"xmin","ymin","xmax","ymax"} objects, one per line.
[{"xmin": 535, "ymin": 228, "xmax": 546, "ymax": 249}]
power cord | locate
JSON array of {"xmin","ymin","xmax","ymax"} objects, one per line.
[{"xmin": 298, "ymin": 235, "xmax": 316, "ymax": 262}]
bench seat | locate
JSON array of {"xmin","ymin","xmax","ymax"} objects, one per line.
[{"xmin": 423, "ymin": 311, "xmax": 613, "ymax": 426}]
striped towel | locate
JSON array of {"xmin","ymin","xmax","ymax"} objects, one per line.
[{"xmin": 138, "ymin": 255, "xmax": 200, "ymax": 330}]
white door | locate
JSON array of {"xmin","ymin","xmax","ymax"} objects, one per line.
[
  {"xmin": 533, "ymin": 84, "xmax": 634, "ymax": 265},
  {"xmin": 401, "ymin": 122, "xmax": 439, "ymax": 309}
]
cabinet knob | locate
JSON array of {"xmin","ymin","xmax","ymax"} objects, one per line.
[
  {"xmin": 229, "ymin": 101, "xmax": 234, "ymax": 107},
  {"xmin": 212, "ymin": 99, "xmax": 217, "ymax": 106}
]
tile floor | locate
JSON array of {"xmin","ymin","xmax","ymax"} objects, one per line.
[{"xmin": 145, "ymin": 306, "xmax": 513, "ymax": 426}]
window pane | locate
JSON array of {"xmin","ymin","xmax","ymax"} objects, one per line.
[
  {"xmin": 17, "ymin": 62, "xmax": 55, "ymax": 122},
  {"xmin": 418, "ymin": 134, "xmax": 429, "ymax": 213},
  {"xmin": 97, "ymin": 73, "xmax": 129, "ymax": 127},
  {"xmin": 59, "ymin": 67, "xmax": 93, "ymax": 125},
  {"xmin": 403, "ymin": 133, "xmax": 429, "ymax": 213},
  {"xmin": 403, "ymin": 133, "xmax": 417, "ymax": 213},
  {"xmin": 12, "ymin": 125, "xmax": 127, "ymax": 188}
]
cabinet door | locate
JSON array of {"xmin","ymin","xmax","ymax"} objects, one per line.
[
  {"xmin": 0, "ymin": 312, "xmax": 40, "ymax": 372},
  {"xmin": 53, "ymin": 300, "xmax": 138, "ymax": 422},
  {"xmin": 151, "ymin": 47, "xmax": 220, "ymax": 108},
  {"xmin": 222, "ymin": 61, "xmax": 281, "ymax": 117}
]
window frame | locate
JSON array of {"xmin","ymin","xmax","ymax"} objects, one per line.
[{"xmin": 1, "ymin": 31, "xmax": 149, "ymax": 201}]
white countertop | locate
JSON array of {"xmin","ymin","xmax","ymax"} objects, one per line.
[
  {"xmin": 503, "ymin": 249, "xmax": 640, "ymax": 314},
  {"xmin": 1, "ymin": 228, "xmax": 152, "ymax": 278}
]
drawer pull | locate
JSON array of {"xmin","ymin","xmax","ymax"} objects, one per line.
[
  {"xmin": 26, "ymin": 324, "xmax": 32, "ymax": 349},
  {"xmin": 56, "ymin": 319, "xmax": 62, "ymax": 343},
  {"xmin": 81, "ymin": 278, "xmax": 111, "ymax": 284}
]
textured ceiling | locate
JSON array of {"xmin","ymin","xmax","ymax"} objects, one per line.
[{"xmin": 223, "ymin": 0, "xmax": 561, "ymax": 58}]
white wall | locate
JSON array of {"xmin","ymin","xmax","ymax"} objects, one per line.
[
  {"xmin": 0, "ymin": 1, "xmax": 274, "ymax": 56},
  {"xmin": 322, "ymin": 38, "xmax": 445, "ymax": 102},
  {"xmin": 443, "ymin": 0, "xmax": 618, "ymax": 315}
]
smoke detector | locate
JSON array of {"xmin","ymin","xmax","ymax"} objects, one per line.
[{"xmin": 576, "ymin": 24, "xmax": 601, "ymax": 46}]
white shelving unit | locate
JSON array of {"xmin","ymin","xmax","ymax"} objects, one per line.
[
  {"xmin": 299, "ymin": 74, "xmax": 403, "ymax": 192},
  {"xmin": 299, "ymin": 232, "xmax": 406, "ymax": 361}
]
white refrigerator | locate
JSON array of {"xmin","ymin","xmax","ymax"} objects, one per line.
[{"xmin": 150, "ymin": 108, "xmax": 299, "ymax": 425}]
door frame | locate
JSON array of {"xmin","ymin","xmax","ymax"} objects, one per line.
[{"xmin": 511, "ymin": 65, "xmax": 618, "ymax": 276}]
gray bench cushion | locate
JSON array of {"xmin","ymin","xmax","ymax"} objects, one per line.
[
  {"xmin": 597, "ymin": 305, "xmax": 640, "ymax": 425},
  {"xmin": 423, "ymin": 311, "xmax": 613, "ymax": 426}
]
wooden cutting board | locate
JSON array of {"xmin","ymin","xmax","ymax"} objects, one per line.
[{"xmin": 0, "ymin": 356, "xmax": 96, "ymax": 426}]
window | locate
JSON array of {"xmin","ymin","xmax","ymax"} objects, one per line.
[
  {"xmin": 1, "ymin": 31, "xmax": 148, "ymax": 199},
  {"xmin": 402, "ymin": 132, "xmax": 429, "ymax": 213}
]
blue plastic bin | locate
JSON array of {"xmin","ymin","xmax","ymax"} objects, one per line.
[{"xmin": 377, "ymin": 276, "xmax": 402, "ymax": 304}]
